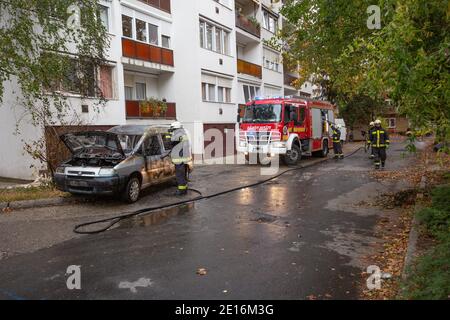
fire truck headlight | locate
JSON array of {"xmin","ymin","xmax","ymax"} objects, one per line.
[
  {"xmin": 239, "ymin": 141, "xmax": 247, "ymax": 147},
  {"xmin": 272, "ymin": 142, "xmax": 286, "ymax": 148}
]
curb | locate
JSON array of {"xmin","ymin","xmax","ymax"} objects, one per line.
[
  {"xmin": 401, "ymin": 175, "xmax": 427, "ymax": 280},
  {"xmin": 1, "ymin": 196, "xmax": 80, "ymax": 211}
]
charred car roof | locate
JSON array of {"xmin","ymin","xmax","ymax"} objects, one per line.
[{"xmin": 108, "ymin": 125, "xmax": 170, "ymax": 136}]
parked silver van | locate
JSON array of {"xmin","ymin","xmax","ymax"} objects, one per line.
[{"xmin": 54, "ymin": 125, "xmax": 193, "ymax": 203}]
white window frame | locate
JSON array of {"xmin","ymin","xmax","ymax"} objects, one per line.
[
  {"xmin": 122, "ymin": 14, "xmax": 133, "ymax": 39},
  {"xmin": 262, "ymin": 9, "xmax": 278, "ymax": 33},
  {"xmin": 135, "ymin": 82, "xmax": 147, "ymax": 101},
  {"xmin": 388, "ymin": 118, "xmax": 396, "ymax": 128},
  {"xmin": 99, "ymin": 5, "xmax": 110, "ymax": 32},
  {"xmin": 199, "ymin": 19, "xmax": 230, "ymax": 55}
]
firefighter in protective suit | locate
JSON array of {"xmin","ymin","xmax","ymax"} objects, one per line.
[
  {"xmin": 330, "ymin": 124, "xmax": 343, "ymax": 159},
  {"xmin": 166, "ymin": 121, "xmax": 192, "ymax": 195},
  {"xmin": 367, "ymin": 121, "xmax": 375, "ymax": 159},
  {"xmin": 369, "ymin": 119, "xmax": 390, "ymax": 169}
]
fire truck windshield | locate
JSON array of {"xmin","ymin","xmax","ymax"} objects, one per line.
[{"xmin": 242, "ymin": 104, "xmax": 282, "ymax": 123}]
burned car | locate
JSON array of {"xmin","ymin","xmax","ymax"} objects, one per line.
[{"xmin": 54, "ymin": 125, "xmax": 193, "ymax": 203}]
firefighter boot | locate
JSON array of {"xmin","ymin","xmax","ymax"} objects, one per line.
[
  {"xmin": 339, "ymin": 154, "xmax": 344, "ymax": 159},
  {"xmin": 381, "ymin": 162, "xmax": 385, "ymax": 169},
  {"xmin": 374, "ymin": 161, "xmax": 381, "ymax": 170},
  {"xmin": 175, "ymin": 188, "xmax": 188, "ymax": 196}
]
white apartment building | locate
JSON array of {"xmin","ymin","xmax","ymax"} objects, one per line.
[{"xmin": 0, "ymin": 0, "xmax": 314, "ymax": 180}]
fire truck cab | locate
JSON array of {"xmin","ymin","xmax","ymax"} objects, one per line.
[{"xmin": 237, "ymin": 96, "xmax": 336, "ymax": 165}]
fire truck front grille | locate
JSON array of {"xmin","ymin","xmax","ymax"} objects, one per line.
[{"xmin": 247, "ymin": 131, "xmax": 270, "ymax": 145}]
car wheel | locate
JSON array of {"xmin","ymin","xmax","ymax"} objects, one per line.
[
  {"xmin": 283, "ymin": 144, "xmax": 301, "ymax": 165},
  {"xmin": 123, "ymin": 176, "xmax": 141, "ymax": 203}
]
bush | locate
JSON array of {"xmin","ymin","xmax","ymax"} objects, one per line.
[
  {"xmin": 401, "ymin": 184, "xmax": 450, "ymax": 299},
  {"xmin": 416, "ymin": 185, "xmax": 450, "ymax": 240}
]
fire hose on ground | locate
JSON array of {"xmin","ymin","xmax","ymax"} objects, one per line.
[{"xmin": 73, "ymin": 146, "xmax": 364, "ymax": 235}]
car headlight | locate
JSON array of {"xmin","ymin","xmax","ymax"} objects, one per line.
[
  {"xmin": 99, "ymin": 168, "xmax": 116, "ymax": 176},
  {"xmin": 272, "ymin": 142, "xmax": 286, "ymax": 148},
  {"xmin": 55, "ymin": 166, "xmax": 65, "ymax": 174}
]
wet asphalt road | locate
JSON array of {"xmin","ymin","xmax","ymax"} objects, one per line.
[{"xmin": 0, "ymin": 142, "xmax": 413, "ymax": 300}]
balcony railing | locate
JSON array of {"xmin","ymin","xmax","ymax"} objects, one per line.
[
  {"xmin": 235, "ymin": 14, "xmax": 261, "ymax": 38},
  {"xmin": 137, "ymin": 0, "xmax": 171, "ymax": 13},
  {"xmin": 125, "ymin": 100, "xmax": 177, "ymax": 119},
  {"xmin": 237, "ymin": 59, "xmax": 262, "ymax": 78},
  {"xmin": 122, "ymin": 38, "xmax": 174, "ymax": 67},
  {"xmin": 284, "ymin": 74, "xmax": 299, "ymax": 86}
]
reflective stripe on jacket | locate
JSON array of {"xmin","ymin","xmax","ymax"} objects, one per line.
[
  {"xmin": 170, "ymin": 128, "xmax": 192, "ymax": 164},
  {"xmin": 369, "ymin": 127, "xmax": 390, "ymax": 147},
  {"xmin": 331, "ymin": 128, "xmax": 341, "ymax": 143}
]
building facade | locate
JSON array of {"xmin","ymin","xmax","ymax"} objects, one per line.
[{"xmin": 0, "ymin": 0, "xmax": 314, "ymax": 180}]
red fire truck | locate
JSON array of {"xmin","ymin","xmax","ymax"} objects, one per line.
[{"xmin": 237, "ymin": 96, "xmax": 336, "ymax": 164}]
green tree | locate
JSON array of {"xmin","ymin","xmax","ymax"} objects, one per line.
[
  {"xmin": 280, "ymin": 0, "xmax": 449, "ymax": 141},
  {"xmin": 0, "ymin": 0, "xmax": 109, "ymax": 174}
]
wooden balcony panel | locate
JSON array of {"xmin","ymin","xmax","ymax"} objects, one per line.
[
  {"xmin": 237, "ymin": 59, "xmax": 262, "ymax": 79},
  {"xmin": 149, "ymin": 45, "xmax": 162, "ymax": 64},
  {"xmin": 122, "ymin": 38, "xmax": 174, "ymax": 67},
  {"xmin": 126, "ymin": 100, "xmax": 176, "ymax": 119},
  {"xmin": 161, "ymin": 48, "xmax": 174, "ymax": 66},
  {"xmin": 136, "ymin": 42, "xmax": 150, "ymax": 61},
  {"xmin": 122, "ymin": 38, "xmax": 136, "ymax": 58},
  {"xmin": 125, "ymin": 100, "xmax": 140, "ymax": 117},
  {"xmin": 137, "ymin": 0, "xmax": 171, "ymax": 13}
]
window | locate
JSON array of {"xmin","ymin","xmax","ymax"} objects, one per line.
[
  {"xmin": 218, "ymin": 86, "xmax": 224, "ymax": 102},
  {"xmin": 206, "ymin": 24, "xmax": 213, "ymax": 50},
  {"xmin": 149, "ymin": 24, "xmax": 158, "ymax": 45},
  {"xmin": 225, "ymin": 88, "xmax": 231, "ymax": 103},
  {"xmin": 243, "ymin": 85, "xmax": 260, "ymax": 102},
  {"xmin": 208, "ymin": 83, "xmax": 216, "ymax": 101},
  {"xmin": 263, "ymin": 48, "xmax": 281, "ymax": 72},
  {"xmin": 199, "ymin": 22, "xmax": 205, "ymax": 48},
  {"xmin": 388, "ymin": 118, "xmax": 396, "ymax": 128},
  {"xmin": 143, "ymin": 135, "xmax": 162, "ymax": 156},
  {"xmin": 215, "ymin": 29, "xmax": 222, "ymax": 53},
  {"xmin": 199, "ymin": 20, "xmax": 230, "ymax": 54},
  {"xmin": 263, "ymin": 9, "xmax": 278, "ymax": 33},
  {"xmin": 135, "ymin": 82, "xmax": 146, "ymax": 100},
  {"xmin": 217, "ymin": 87, "xmax": 232, "ymax": 103},
  {"xmin": 201, "ymin": 83, "xmax": 207, "ymax": 101},
  {"xmin": 99, "ymin": 65, "xmax": 113, "ymax": 99},
  {"xmin": 98, "ymin": 5, "xmax": 109, "ymax": 32},
  {"xmin": 136, "ymin": 19, "xmax": 147, "ymax": 42},
  {"xmin": 122, "ymin": 15, "xmax": 133, "ymax": 38},
  {"xmin": 162, "ymin": 35, "xmax": 171, "ymax": 48},
  {"xmin": 125, "ymin": 86, "xmax": 133, "ymax": 100}
]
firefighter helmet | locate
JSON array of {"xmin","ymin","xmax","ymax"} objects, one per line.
[
  {"xmin": 374, "ymin": 119, "xmax": 382, "ymax": 125},
  {"xmin": 170, "ymin": 121, "xmax": 182, "ymax": 130},
  {"xmin": 369, "ymin": 121, "xmax": 375, "ymax": 126}
]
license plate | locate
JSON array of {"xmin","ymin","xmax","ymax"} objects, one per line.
[{"xmin": 68, "ymin": 180, "xmax": 89, "ymax": 187}]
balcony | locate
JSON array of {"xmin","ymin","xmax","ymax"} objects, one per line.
[
  {"xmin": 125, "ymin": 100, "xmax": 176, "ymax": 119},
  {"xmin": 122, "ymin": 38, "xmax": 174, "ymax": 67},
  {"xmin": 137, "ymin": 0, "xmax": 171, "ymax": 13},
  {"xmin": 236, "ymin": 14, "xmax": 261, "ymax": 38},
  {"xmin": 237, "ymin": 59, "xmax": 262, "ymax": 78},
  {"xmin": 284, "ymin": 73, "xmax": 298, "ymax": 87}
]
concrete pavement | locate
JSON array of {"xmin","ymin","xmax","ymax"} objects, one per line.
[{"xmin": 0, "ymin": 141, "xmax": 415, "ymax": 299}]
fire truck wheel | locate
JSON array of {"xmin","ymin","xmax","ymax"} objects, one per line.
[
  {"xmin": 320, "ymin": 140, "xmax": 329, "ymax": 157},
  {"xmin": 283, "ymin": 144, "xmax": 301, "ymax": 165}
]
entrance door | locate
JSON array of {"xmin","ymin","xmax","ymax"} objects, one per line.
[{"xmin": 203, "ymin": 123, "xmax": 236, "ymax": 160}]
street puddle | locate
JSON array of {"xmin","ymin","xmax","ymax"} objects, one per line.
[{"xmin": 117, "ymin": 203, "xmax": 195, "ymax": 229}]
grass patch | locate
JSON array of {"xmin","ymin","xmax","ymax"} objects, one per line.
[
  {"xmin": 400, "ymin": 182, "xmax": 450, "ymax": 299},
  {"xmin": 0, "ymin": 186, "xmax": 69, "ymax": 203}
]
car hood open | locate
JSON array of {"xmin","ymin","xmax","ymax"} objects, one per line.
[{"xmin": 60, "ymin": 131, "xmax": 125, "ymax": 157}]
